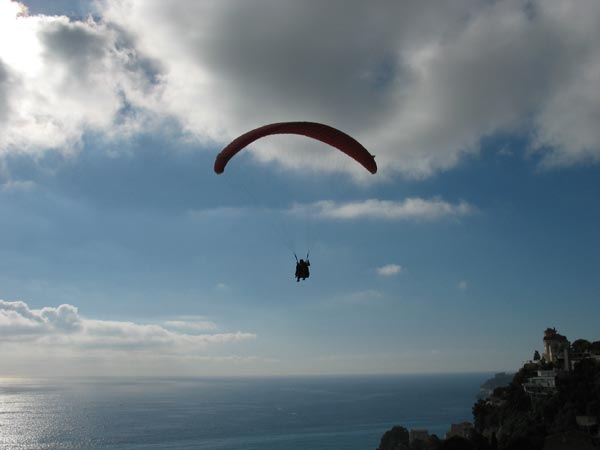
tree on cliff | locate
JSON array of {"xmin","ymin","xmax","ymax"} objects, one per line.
[
  {"xmin": 376, "ymin": 425, "xmax": 410, "ymax": 450},
  {"xmin": 571, "ymin": 339, "xmax": 591, "ymax": 354}
]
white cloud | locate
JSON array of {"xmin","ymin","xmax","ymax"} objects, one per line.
[
  {"xmin": 164, "ymin": 319, "xmax": 219, "ymax": 333},
  {"xmin": 377, "ymin": 264, "xmax": 403, "ymax": 276},
  {"xmin": 2, "ymin": 0, "xmax": 600, "ymax": 176},
  {"xmin": 100, "ymin": 0, "xmax": 600, "ymax": 176},
  {"xmin": 290, "ymin": 198, "xmax": 473, "ymax": 221},
  {"xmin": 0, "ymin": 299, "xmax": 255, "ymax": 352},
  {"xmin": 0, "ymin": 0, "xmax": 161, "ymax": 157},
  {"xmin": 458, "ymin": 280, "xmax": 468, "ymax": 291}
]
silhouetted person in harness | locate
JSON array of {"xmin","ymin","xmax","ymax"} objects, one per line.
[{"xmin": 295, "ymin": 255, "xmax": 310, "ymax": 282}]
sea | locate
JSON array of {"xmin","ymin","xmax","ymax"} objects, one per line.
[{"xmin": 0, "ymin": 374, "xmax": 490, "ymax": 450}]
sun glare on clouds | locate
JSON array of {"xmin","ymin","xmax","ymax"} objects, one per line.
[{"xmin": 0, "ymin": 2, "xmax": 41, "ymax": 75}]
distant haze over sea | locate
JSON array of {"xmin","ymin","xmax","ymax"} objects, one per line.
[{"xmin": 0, "ymin": 374, "xmax": 489, "ymax": 450}]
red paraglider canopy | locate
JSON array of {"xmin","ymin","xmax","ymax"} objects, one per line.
[{"xmin": 214, "ymin": 122, "xmax": 377, "ymax": 174}]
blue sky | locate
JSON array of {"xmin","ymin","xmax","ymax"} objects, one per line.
[{"xmin": 1, "ymin": 0, "xmax": 599, "ymax": 376}]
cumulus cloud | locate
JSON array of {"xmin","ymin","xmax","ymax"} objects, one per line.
[
  {"xmin": 377, "ymin": 264, "xmax": 403, "ymax": 276},
  {"xmin": 0, "ymin": 300, "xmax": 82, "ymax": 335},
  {"xmin": 0, "ymin": 299, "xmax": 255, "ymax": 352},
  {"xmin": 100, "ymin": 0, "xmax": 600, "ymax": 176},
  {"xmin": 2, "ymin": 0, "xmax": 600, "ymax": 175},
  {"xmin": 290, "ymin": 198, "xmax": 473, "ymax": 221},
  {"xmin": 458, "ymin": 280, "xmax": 468, "ymax": 291},
  {"xmin": 0, "ymin": 0, "xmax": 162, "ymax": 156}
]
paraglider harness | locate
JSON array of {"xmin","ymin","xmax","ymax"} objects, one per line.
[{"xmin": 294, "ymin": 253, "xmax": 310, "ymax": 282}]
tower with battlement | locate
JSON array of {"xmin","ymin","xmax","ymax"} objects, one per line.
[{"xmin": 543, "ymin": 327, "xmax": 570, "ymax": 370}]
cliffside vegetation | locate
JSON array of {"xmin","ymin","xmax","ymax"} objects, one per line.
[
  {"xmin": 377, "ymin": 343, "xmax": 600, "ymax": 450},
  {"xmin": 473, "ymin": 358, "xmax": 600, "ymax": 449}
]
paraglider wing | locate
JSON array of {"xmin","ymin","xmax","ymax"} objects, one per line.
[{"xmin": 214, "ymin": 122, "xmax": 377, "ymax": 174}]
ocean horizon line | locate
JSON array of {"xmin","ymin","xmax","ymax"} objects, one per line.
[{"xmin": 0, "ymin": 371, "xmax": 503, "ymax": 380}]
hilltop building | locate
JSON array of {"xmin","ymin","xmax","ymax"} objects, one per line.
[
  {"xmin": 525, "ymin": 327, "xmax": 600, "ymax": 398},
  {"xmin": 534, "ymin": 327, "xmax": 600, "ymax": 372},
  {"xmin": 543, "ymin": 327, "xmax": 570, "ymax": 370},
  {"xmin": 523, "ymin": 369, "xmax": 558, "ymax": 396},
  {"xmin": 445, "ymin": 422, "xmax": 473, "ymax": 440}
]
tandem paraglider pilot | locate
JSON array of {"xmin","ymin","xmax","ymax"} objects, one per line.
[
  {"xmin": 295, "ymin": 258, "xmax": 310, "ymax": 282},
  {"xmin": 214, "ymin": 121, "xmax": 376, "ymax": 285}
]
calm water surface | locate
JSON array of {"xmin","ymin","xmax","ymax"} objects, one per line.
[{"xmin": 0, "ymin": 374, "xmax": 489, "ymax": 450}]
